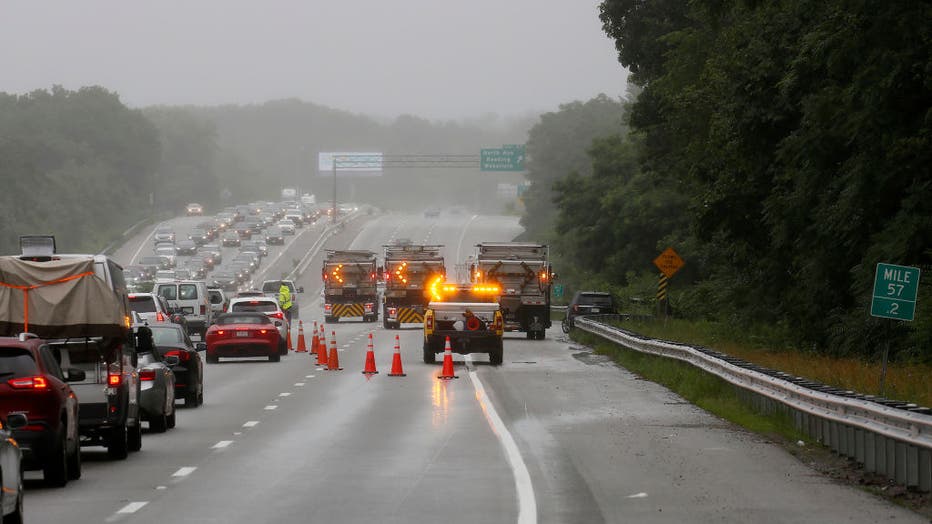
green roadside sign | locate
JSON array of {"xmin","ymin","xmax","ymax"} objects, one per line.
[
  {"xmin": 553, "ymin": 284, "xmax": 564, "ymax": 298},
  {"xmin": 870, "ymin": 263, "xmax": 921, "ymax": 321},
  {"xmin": 481, "ymin": 145, "xmax": 526, "ymax": 171}
]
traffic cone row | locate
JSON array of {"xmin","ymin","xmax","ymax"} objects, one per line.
[
  {"xmin": 305, "ymin": 321, "xmax": 411, "ymax": 377},
  {"xmin": 295, "ymin": 321, "xmax": 307, "ymax": 352}
]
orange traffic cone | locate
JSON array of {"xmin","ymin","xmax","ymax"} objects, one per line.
[
  {"xmin": 327, "ymin": 331, "xmax": 342, "ymax": 371},
  {"xmin": 438, "ymin": 336, "xmax": 458, "ymax": 379},
  {"xmin": 361, "ymin": 333, "xmax": 378, "ymax": 375},
  {"xmin": 311, "ymin": 321, "xmax": 319, "ymax": 357},
  {"xmin": 296, "ymin": 321, "xmax": 307, "ymax": 352},
  {"xmin": 286, "ymin": 324, "xmax": 293, "ymax": 351},
  {"xmin": 388, "ymin": 334, "xmax": 406, "ymax": 377},
  {"xmin": 316, "ymin": 325, "xmax": 328, "ymax": 365}
]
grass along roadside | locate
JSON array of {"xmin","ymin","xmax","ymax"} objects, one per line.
[{"xmin": 619, "ymin": 318, "xmax": 932, "ymax": 408}]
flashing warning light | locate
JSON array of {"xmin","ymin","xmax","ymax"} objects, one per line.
[
  {"xmin": 472, "ymin": 285, "xmax": 501, "ymax": 294},
  {"xmin": 124, "ymin": 315, "xmax": 132, "ymax": 328},
  {"xmin": 428, "ymin": 275, "xmax": 446, "ymax": 302},
  {"xmin": 540, "ymin": 271, "xmax": 548, "ymax": 282}
]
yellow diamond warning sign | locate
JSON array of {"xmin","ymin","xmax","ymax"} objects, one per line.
[{"xmin": 653, "ymin": 247, "xmax": 685, "ymax": 278}]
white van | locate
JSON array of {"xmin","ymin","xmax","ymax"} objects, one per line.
[{"xmin": 153, "ymin": 280, "xmax": 211, "ymax": 338}]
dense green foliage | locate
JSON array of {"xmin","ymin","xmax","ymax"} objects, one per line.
[
  {"xmin": 0, "ymin": 86, "xmax": 160, "ymax": 253},
  {"xmin": 546, "ymin": 0, "xmax": 931, "ymax": 359}
]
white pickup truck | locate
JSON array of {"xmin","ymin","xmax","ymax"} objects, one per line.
[{"xmin": 423, "ymin": 284, "xmax": 504, "ymax": 365}]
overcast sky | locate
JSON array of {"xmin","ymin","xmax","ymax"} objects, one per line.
[{"xmin": 0, "ymin": 1, "xmax": 628, "ymax": 119}]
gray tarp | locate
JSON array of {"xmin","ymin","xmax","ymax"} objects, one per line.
[{"xmin": 0, "ymin": 256, "xmax": 127, "ymax": 339}]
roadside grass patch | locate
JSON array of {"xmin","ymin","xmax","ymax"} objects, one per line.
[
  {"xmin": 573, "ymin": 331, "xmax": 804, "ymax": 441},
  {"xmin": 621, "ymin": 318, "xmax": 931, "ymax": 407}
]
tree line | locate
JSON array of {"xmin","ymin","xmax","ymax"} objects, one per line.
[
  {"xmin": 0, "ymin": 88, "xmax": 531, "ymax": 255},
  {"xmin": 526, "ymin": 1, "xmax": 930, "ymax": 360}
]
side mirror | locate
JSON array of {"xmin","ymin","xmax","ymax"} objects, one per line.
[
  {"xmin": 164, "ymin": 355, "xmax": 181, "ymax": 367},
  {"xmin": 5, "ymin": 413, "xmax": 27, "ymax": 430},
  {"xmin": 64, "ymin": 368, "xmax": 86, "ymax": 382},
  {"xmin": 196, "ymin": 342, "xmax": 207, "ymax": 351},
  {"xmin": 297, "ymin": 286, "xmax": 304, "ymax": 293},
  {"xmin": 274, "ymin": 320, "xmax": 283, "ymax": 327}
]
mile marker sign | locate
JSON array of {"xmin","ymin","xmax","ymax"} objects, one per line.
[{"xmin": 870, "ymin": 263, "xmax": 921, "ymax": 321}]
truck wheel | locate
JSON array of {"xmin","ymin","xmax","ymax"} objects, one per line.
[
  {"xmin": 66, "ymin": 436, "xmax": 82, "ymax": 480},
  {"xmin": 489, "ymin": 341, "xmax": 504, "ymax": 366},
  {"xmin": 422, "ymin": 342, "xmax": 436, "ymax": 364},
  {"xmin": 128, "ymin": 422, "xmax": 143, "ymax": 452},
  {"xmin": 43, "ymin": 430, "xmax": 68, "ymax": 487},
  {"xmin": 107, "ymin": 424, "xmax": 129, "ymax": 460}
]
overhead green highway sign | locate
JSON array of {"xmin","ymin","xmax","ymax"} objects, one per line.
[
  {"xmin": 481, "ymin": 145, "xmax": 526, "ymax": 171},
  {"xmin": 870, "ymin": 263, "xmax": 921, "ymax": 321}
]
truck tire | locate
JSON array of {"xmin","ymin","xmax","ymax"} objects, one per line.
[
  {"xmin": 43, "ymin": 429, "xmax": 68, "ymax": 487},
  {"xmin": 107, "ymin": 424, "xmax": 129, "ymax": 460},
  {"xmin": 422, "ymin": 342, "xmax": 436, "ymax": 364},
  {"xmin": 489, "ymin": 340, "xmax": 504, "ymax": 366},
  {"xmin": 128, "ymin": 422, "xmax": 142, "ymax": 452}
]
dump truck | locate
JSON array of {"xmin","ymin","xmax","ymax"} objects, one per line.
[
  {"xmin": 470, "ymin": 242, "xmax": 554, "ymax": 339},
  {"xmin": 322, "ymin": 250, "xmax": 379, "ymax": 323},
  {"xmin": 380, "ymin": 243, "xmax": 445, "ymax": 329},
  {"xmin": 423, "ymin": 282, "xmax": 503, "ymax": 365}
]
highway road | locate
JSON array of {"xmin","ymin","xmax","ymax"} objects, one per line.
[{"xmin": 23, "ymin": 210, "xmax": 924, "ymax": 523}]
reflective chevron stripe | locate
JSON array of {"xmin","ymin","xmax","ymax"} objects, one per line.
[
  {"xmin": 332, "ymin": 303, "xmax": 365, "ymax": 317},
  {"xmin": 396, "ymin": 308, "xmax": 424, "ymax": 324}
]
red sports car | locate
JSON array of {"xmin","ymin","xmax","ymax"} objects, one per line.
[{"xmin": 205, "ymin": 312, "xmax": 282, "ymax": 363}]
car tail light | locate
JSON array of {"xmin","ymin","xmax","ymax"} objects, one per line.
[
  {"xmin": 217, "ymin": 330, "xmax": 225, "ymax": 335},
  {"xmin": 200, "ymin": 305, "xmax": 206, "ymax": 315},
  {"xmin": 156, "ymin": 311, "xmax": 165, "ymax": 322},
  {"xmin": 324, "ymin": 304, "xmax": 332, "ymax": 312},
  {"xmin": 259, "ymin": 329, "xmax": 269, "ymax": 335},
  {"xmin": 388, "ymin": 307, "xmax": 397, "ymax": 317},
  {"xmin": 107, "ymin": 373, "xmax": 122, "ymax": 387},
  {"xmin": 139, "ymin": 370, "xmax": 157, "ymax": 382},
  {"xmin": 8, "ymin": 376, "xmax": 49, "ymax": 390},
  {"xmin": 164, "ymin": 349, "xmax": 191, "ymax": 362},
  {"xmin": 425, "ymin": 311, "xmax": 434, "ymax": 331},
  {"xmin": 364, "ymin": 303, "xmax": 374, "ymax": 312},
  {"xmin": 268, "ymin": 311, "xmax": 284, "ymax": 320}
]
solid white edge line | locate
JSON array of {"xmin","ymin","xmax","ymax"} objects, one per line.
[
  {"xmin": 117, "ymin": 501, "xmax": 148, "ymax": 514},
  {"xmin": 172, "ymin": 467, "xmax": 197, "ymax": 477},
  {"xmin": 465, "ymin": 357, "xmax": 537, "ymax": 524}
]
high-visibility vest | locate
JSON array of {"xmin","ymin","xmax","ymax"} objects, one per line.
[{"xmin": 279, "ymin": 286, "xmax": 292, "ymax": 311}]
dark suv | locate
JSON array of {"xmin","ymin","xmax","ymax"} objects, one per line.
[
  {"xmin": 0, "ymin": 335, "xmax": 83, "ymax": 486},
  {"xmin": 563, "ymin": 291, "xmax": 617, "ymax": 332}
]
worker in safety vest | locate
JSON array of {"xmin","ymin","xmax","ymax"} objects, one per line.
[{"xmin": 278, "ymin": 282, "xmax": 293, "ymax": 323}]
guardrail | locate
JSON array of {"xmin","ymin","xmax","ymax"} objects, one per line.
[{"xmin": 574, "ymin": 315, "xmax": 932, "ymax": 493}]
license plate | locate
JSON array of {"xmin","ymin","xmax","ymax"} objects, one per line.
[
  {"xmin": 236, "ymin": 331, "xmax": 249, "ymax": 337},
  {"xmin": 591, "ymin": 308, "xmax": 600, "ymax": 313}
]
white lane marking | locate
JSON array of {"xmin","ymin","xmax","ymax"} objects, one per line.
[
  {"xmin": 212, "ymin": 440, "xmax": 233, "ymax": 449},
  {"xmin": 117, "ymin": 502, "xmax": 148, "ymax": 514},
  {"xmin": 243, "ymin": 420, "xmax": 260, "ymax": 427},
  {"xmin": 305, "ymin": 375, "xmax": 315, "ymax": 378},
  {"xmin": 464, "ymin": 356, "xmax": 536, "ymax": 524},
  {"xmin": 454, "ymin": 215, "xmax": 481, "ymax": 266},
  {"xmin": 294, "ymin": 382, "xmax": 305, "ymax": 386},
  {"xmin": 130, "ymin": 222, "xmax": 162, "ymax": 264},
  {"xmin": 233, "ymin": 432, "xmax": 242, "ymax": 436},
  {"xmin": 627, "ymin": 492, "xmax": 648, "ymax": 499},
  {"xmin": 155, "ymin": 486, "xmax": 167, "ymax": 490},
  {"xmin": 279, "ymin": 392, "xmax": 291, "ymax": 397},
  {"xmin": 264, "ymin": 405, "xmax": 278, "ymax": 410},
  {"xmin": 172, "ymin": 467, "xmax": 197, "ymax": 477}
]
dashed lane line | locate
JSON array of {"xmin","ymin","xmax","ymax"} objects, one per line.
[
  {"xmin": 172, "ymin": 467, "xmax": 197, "ymax": 478},
  {"xmin": 243, "ymin": 421, "xmax": 260, "ymax": 427},
  {"xmin": 264, "ymin": 405, "xmax": 278, "ymax": 410},
  {"xmin": 117, "ymin": 502, "xmax": 148, "ymax": 514},
  {"xmin": 212, "ymin": 440, "xmax": 234, "ymax": 449}
]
